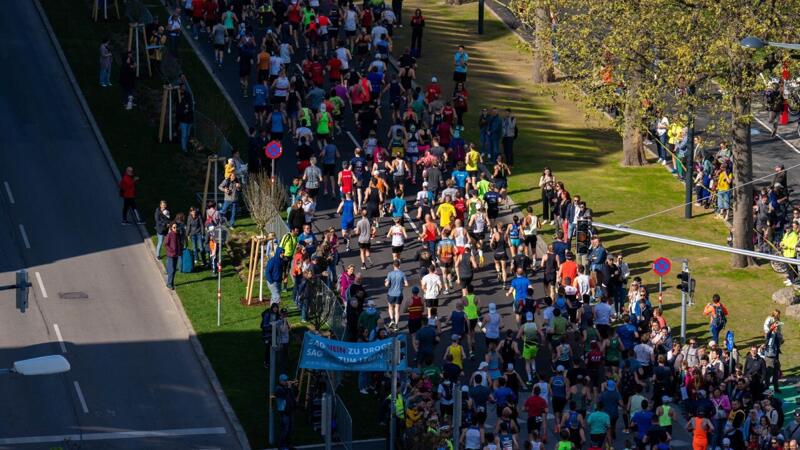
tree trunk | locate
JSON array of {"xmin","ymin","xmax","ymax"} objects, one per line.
[
  {"xmin": 730, "ymin": 96, "xmax": 754, "ymax": 268},
  {"xmin": 621, "ymin": 73, "xmax": 647, "ymax": 167},
  {"xmin": 531, "ymin": 5, "xmax": 555, "ymax": 83}
]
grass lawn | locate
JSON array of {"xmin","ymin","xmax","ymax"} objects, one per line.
[{"xmin": 392, "ymin": 0, "xmax": 798, "ymax": 373}]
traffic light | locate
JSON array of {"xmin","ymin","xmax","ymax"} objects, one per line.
[
  {"xmin": 576, "ymin": 219, "xmax": 591, "ymax": 255},
  {"xmin": 676, "ymin": 270, "xmax": 695, "ymax": 293},
  {"xmin": 15, "ymin": 270, "xmax": 28, "ymax": 313}
]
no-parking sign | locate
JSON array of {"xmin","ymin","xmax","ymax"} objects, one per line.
[
  {"xmin": 652, "ymin": 257, "xmax": 672, "ymax": 277},
  {"xmin": 264, "ymin": 140, "xmax": 283, "ymax": 160}
]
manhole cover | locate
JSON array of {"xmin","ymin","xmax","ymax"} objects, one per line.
[{"xmin": 58, "ymin": 292, "xmax": 89, "ymax": 300}]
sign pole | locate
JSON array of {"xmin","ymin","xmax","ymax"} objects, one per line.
[
  {"xmin": 452, "ymin": 384, "xmax": 462, "ymax": 450},
  {"xmin": 389, "ymin": 336, "xmax": 399, "ymax": 450},
  {"xmin": 323, "ymin": 393, "xmax": 332, "ymax": 450},
  {"xmin": 681, "ymin": 260, "xmax": 688, "ymax": 340},
  {"xmin": 268, "ymin": 322, "xmax": 278, "ymax": 445},
  {"xmin": 658, "ymin": 276, "xmax": 663, "ymax": 305},
  {"xmin": 216, "ymin": 225, "xmax": 222, "ymax": 327}
]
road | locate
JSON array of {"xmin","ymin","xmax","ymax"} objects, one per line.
[
  {"xmin": 0, "ymin": 2, "xmax": 243, "ymax": 449},
  {"xmin": 183, "ymin": 8, "xmax": 696, "ymax": 450}
]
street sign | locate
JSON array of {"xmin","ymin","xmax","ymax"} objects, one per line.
[
  {"xmin": 264, "ymin": 140, "xmax": 283, "ymax": 160},
  {"xmin": 725, "ymin": 330, "xmax": 735, "ymax": 352},
  {"xmin": 652, "ymin": 257, "xmax": 672, "ymax": 277}
]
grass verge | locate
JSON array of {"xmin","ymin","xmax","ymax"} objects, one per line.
[
  {"xmin": 42, "ymin": 2, "xmax": 383, "ymax": 446},
  {"xmin": 392, "ymin": 0, "xmax": 798, "ymax": 373}
]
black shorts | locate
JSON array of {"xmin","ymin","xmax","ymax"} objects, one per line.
[
  {"xmin": 254, "ymin": 104, "xmax": 268, "ymax": 113},
  {"xmin": 346, "ymin": 29, "xmax": 356, "ymax": 37},
  {"xmin": 359, "ymin": 242, "xmax": 371, "ymax": 250},
  {"xmin": 469, "ymin": 230, "xmax": 485, "ymax": 241},
  {"xmin": 488, "ymin": 208, "xmax": 499, "ymax": 220},
  {"xmin": 526, "ymin": 416, "xmax": 543, "ymax": 435},
  {"xmin": 461, "ymin": 276, "xmax": 473, "ymax": 288},
  {"xmin": 524, "ymin": 234, "xmax": 537, "ymax": 246},
  {"xmin": 408, "ymin": 318, "xmax": 422, "ymax": 334},
  {"xmin": 494, "ymin": 252, "xmax": 508, "ymax": 261},
  {"xmin": 323, "ymin": 163, "xmax": 336, "ymax": 176},
  {"xmin": 453, "ymin": 71, "xmax": 467, "ymax": 82},
  {"xmin": 425, "ymin": 298, "xmax": 438, "ymax": 308},
  {"xmin": 392, "ymin": 245, "xmax": 404, "ymax": 254},
  {"xmin": 440, "ymin": 259, "xmax": 453, "ymax": 269},
  {"xmin": 468, "ymin": 318, "xmax": 478, "ymax": 330},
  {"xmin": 214, "ymin": 43, "xmax": 225, "ymax": 51}
]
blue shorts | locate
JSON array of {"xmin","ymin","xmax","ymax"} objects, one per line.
[
  {"xmin": 510, "ymin": 238, "xmax": 521, "ymax": 248},
  {"xmin": 387, "ymin": 295, "xmax": 403, "ymax": 305},
  {"xmin": 341, "ymin": 217, "xmax": 354, "ymax": 230}
]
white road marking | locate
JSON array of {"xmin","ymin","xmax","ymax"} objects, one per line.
[
  {"xmin": 18, "ymin": 224, "xmax": 30, "ymax": 249},
  {"xmin": 35, "ymin": 271, "xmax": 48, "ymax": 298},
  {"xmin": 53, "ymin": 324, "xmax": 66, "ymax": 353},
  {"xmin": 0, "ymin": 427, "xmax": 227, "ymax": 445},
  {"xmin": 754, "ymin": 116, "xmax": 800, "ymax": 154},
  {"xmin": 345, "ymin": 130, "xmax": 360, "ymax": 147},
  {"xmin": 3, "ymin": 181, "xmax": 14, "ymax": 204},
  {"xmin": 403, "ymin": 212, "xmax": 419, "ymax": 233},
  {"xmin": 73, "ymin": 381, "xmax": 89, "ymax": 414}
]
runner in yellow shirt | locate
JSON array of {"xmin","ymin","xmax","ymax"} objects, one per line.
[{"xmin": 437, "ymin": 196, "xmax": 456, "ymax": 228}]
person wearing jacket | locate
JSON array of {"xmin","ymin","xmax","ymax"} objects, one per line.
[
  {"xmin": 261, "ymin": 303, "xmax": 280, "ymax": 368},
  {"xmin": 154, "ymin": 200, "xmax": 170, "ymax": 259},
  {"xmin": 119, "ymin": 166, "xmax": 144, "ymax": 225},
  {"xmin": 486, "ymin": 108, "xmax": 502, "ymax": 161},
  {"xmin": 266, "ymin": 247, "xmax": 285, "ymax": 304},
  {"xmin": 164, "ymin": 222, "xmax": 182, "ymax": 290},
  {"xmin": 186, "ymin": 207, "xmax": 206, "ymax": 266},
  {"xmin": 218, "ymin": 173, "xmax": 242, "ymax": 227}
]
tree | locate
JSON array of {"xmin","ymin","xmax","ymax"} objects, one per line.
[
  {"xmin": 549, "ymin": 0, "xmax": 669, "ymax": 167},
  {"xmin": 656, "ymin": 0, "xmax": 800, "ymax": 267},
  {"xmin": 508, "ymin": 0, "xmax": 555, "ymax": 83}
]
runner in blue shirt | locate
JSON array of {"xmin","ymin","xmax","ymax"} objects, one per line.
[
  {"xmin": 451, "ymin": 161, "xmax": 469, "ymax": 192},
  {"xmin": 506, "ymin": 267, "xmax": 530, "ymax": 320},
  {"xmin": 389, "ymin": 190, "xmax": 406, "ymax": 219},
  {"xmin": 252, "ymin": 80, "xmax": 269, "ymax": 126}
]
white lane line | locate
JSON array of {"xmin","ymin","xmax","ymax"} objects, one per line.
[
  {"xmin": 53, "ymin": 324, "xmax": 67, "ymax": 353},
  {"xmin": 346, "ymin": 130, "xmax": 360, "ymax": 147},
  {"xmin": 403, "ymin": 212, "xmax": 419, "ymax": 233},
  {"xmin": 18, "ymin": 224, "xmax": 30, "ymax": 249},
  {"xmin": 0, "ymin": 427, "xmax": 227, "ymax": 445},
  {"xmin": 73, "ymin": 381, "xmax": 89, "ymax": 414},
  {"xmin": 35, "ymin": 271, "xmax": 48, "ymax": 298},
  {"xmin": 754, "ymin": 117, "xmax": 800, "ymax": 154},
  {"xmin": 3, "ymin": 181, "xmax": 14, "ymax": 204}
]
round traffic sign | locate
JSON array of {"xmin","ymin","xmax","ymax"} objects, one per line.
[
  {"xmin": 652, "ymin": 257, "xmax": 671, "ymax": 277},
  {"xmin": 264, "ymin": 140, "xmax": 283, "ymax": 160}
]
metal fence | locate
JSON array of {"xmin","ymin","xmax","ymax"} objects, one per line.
[{"xmin": 333, "ymin": 394, "xmax": 353, "ymax": 450}]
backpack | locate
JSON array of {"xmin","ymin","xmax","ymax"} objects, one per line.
[{"xmin": 712, "ymin": 304, "xmax": 727, "ymax": 329}]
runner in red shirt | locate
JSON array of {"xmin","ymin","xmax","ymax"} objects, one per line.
[
  {"xmin": 524, "ymin": 385, "xmax": 549, "ymax": 442},
  {"xmin": 327, "ymin": 56, "xmax": 342, "ymax": 83},
  {"xmin": 338, "ymin": 161, "xmax": 354, "ymax": 198},
  {"xmin": 425, "ymin": 77, "xmax": 441, "ymax": 104}
]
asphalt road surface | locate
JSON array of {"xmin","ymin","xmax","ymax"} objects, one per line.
[
  {"xmin": 183, "ymin": 9, "xmax": 697, "ymax": 450},
  {"xmin": 0, "ymin": 2, "xmax": 243, "ymax": 449}
]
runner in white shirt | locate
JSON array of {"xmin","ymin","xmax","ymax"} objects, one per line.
[
  {"xmin": 453, "ymin": 219, "xmax": 468, "ymax": 266},
  {"xmin": 386, "ymin": 218, "xmax": 407, "ymax": 262},
  {"xmin": 421, "ymin": 265, "xmax": 443, "ymax": 318},
  {"xmin": 574, "ymin": 265, "xmax": 592, "ymax": 298}
]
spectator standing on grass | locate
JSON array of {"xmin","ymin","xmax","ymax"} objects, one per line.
[
  {"xmin": 177, "ymin": 84, "xmax": 194, "ymax": 153},
  {"xmin": 99, "ymin": 36, "xmax": 112, "ymax": 87},
  {"xmin": 186, "ymin": 207, "xmax": 205, "ymax": 266},
  {"xmin": 218, "ymin": 172, "xmax": 241, "ymax": 227},
  {"xmin": 703, "ymin": 294, "xmax": 728, "ymax": 343},
  {"xmin": 502, "ymin": 109, "xmax": 516, "ymax": 166},
  {"xmin": 164, "ymin": 222, "xmax": 181, "ymax": 290},
  {"xmin": 154, "ymin": 200, "xmax": 170, "ymax": 259},
  {"xmin": 119, "ymin": 166, "xmax": 144, "ymax": 225},
  {"xmin": 167, "ymin": 10, "xmax": 182, "ymax": 56}
]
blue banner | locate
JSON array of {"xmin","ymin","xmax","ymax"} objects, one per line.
[{"xmin": 299, "ymin": 332, "xmax": 407, "ymax": 372}]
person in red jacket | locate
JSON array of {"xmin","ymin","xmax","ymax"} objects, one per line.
[{"xmin": 119, "ymin": 166, "xmax": 144, "ymax": 225}]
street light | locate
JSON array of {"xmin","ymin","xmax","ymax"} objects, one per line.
[
  {"xmin": 740, "ymin": 37, "xmax": 800, "ymax": 51},
  {"xmin": 0, "ymin": 355, "xmax": 70, "ymax": 376}
]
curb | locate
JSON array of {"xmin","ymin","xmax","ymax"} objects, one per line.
[{"xmin": 32, "ymin": 2, "xmax": 250, "ymax": 449}]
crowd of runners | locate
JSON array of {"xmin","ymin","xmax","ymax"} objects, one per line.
[{"xmin": 112, "ymin": 0, "xmax": 797, "ymax": 449}]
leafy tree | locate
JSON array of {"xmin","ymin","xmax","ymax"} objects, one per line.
[
  {"xmin": 548, "ymin": 0, "xmax": 671, "ymax": 167},
  {"xmin": 509, "ymin": 0, "xmax": 555, "ymax": 83},
  {"xmin": 656, "ymin": 0, "xmax": 800, "ymax": 267}
]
